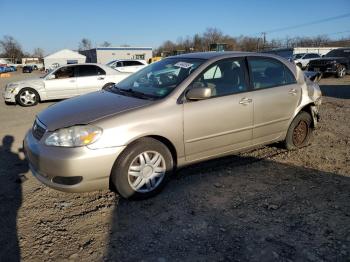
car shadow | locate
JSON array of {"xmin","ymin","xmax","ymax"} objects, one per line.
[
  {"xmin": 0, "ymin": 135, "xmax": 28, "ymax": 262},
  {"xmin": 319, "ymin": 84, "xmax": 350, "ymax": 99},
  {"xmin": 105, "ymin": 153, "xmax": 350, "ymax": 261}
]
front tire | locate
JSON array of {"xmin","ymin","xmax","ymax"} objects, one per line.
[
  {"xmin": 16, "ymin": 88, "xmax": 40, "ymax": 107},
  {"xmin": 111, "ymin": 138, "xmax": 174, "ymax": 199},
  {"xmin": 102, "ymin": 82, "xmax": 115, "ymax": 90},
  {"xmin": 336, "ymin": 64, "xmax": 346, "ymax": 78},
  {"xmin": 284, "ymin": 112, "xmax": 313, "ymax": 150}
]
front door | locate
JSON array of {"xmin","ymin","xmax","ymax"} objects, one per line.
[
  {"xmin": 44, "ymin": 66, "xmax": 77, "ymax": 99},
  {"xmin": 183, "ymin": 58, "xmax": 253, "ymax": 162}
]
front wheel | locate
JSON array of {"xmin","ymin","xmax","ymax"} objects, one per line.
[
  {"xmin": 111, "ymin": 138, "xmax": 174, "ymax": 199},
  {"xmin": 16, "ymin": 88, "xmax": 39, "ymax": 106},
  {"xmin": 102, "ymin": 82, "xmax": 115, "ymax": 90},
  {"xmin": 336, "ymin": 64, "xmax": 346, "ymax": 78},
  {"xmin": 284, "ymin": 112, "xmax": 313, "ymax": 150}
]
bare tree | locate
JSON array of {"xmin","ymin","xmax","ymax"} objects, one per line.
[
  {"xmin": 0, "ymin": 35, "xmax": 23, "ymax": 63},
  {"xmin": 203, "ymin": 27, "xmax": 224, "ymax": 49},
  {"xmin": 78, "ymin": 38, "xmax": 92, "ymax": 51},
  {"xmin": 33, "ymin": 48, "xmax": 44, "ymax": 58},
  {"xmin": 101, "ymin": 41, "xmax": 111, "ymax": 47}
]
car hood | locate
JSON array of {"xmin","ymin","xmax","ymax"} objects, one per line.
[
  {"xmin": 10, "ymin": 78, "xmax": 44, "ymax": 86},
  {"xmin": 37, "ymin": 91, "xmax": 153, "ymax": 131}
]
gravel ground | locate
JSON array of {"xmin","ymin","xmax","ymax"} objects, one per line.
[{"xmin": 0, "ymin": 71, "xmax": 349, "ymax": 261}]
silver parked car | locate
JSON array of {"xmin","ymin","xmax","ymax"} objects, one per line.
[{"xmin": 24, "ymin": 52, "xmax": 322, "ymax": 199}]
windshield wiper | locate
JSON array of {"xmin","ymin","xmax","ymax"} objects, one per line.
[{"xmin": 112, "ymin": 86, "xmax": 156, "ymax": 100}]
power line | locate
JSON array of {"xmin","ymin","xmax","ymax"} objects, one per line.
[{"xmin": 263, "ymin": 13, "xmax": 350, "ymax": 34}]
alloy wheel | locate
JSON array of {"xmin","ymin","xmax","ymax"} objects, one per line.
[{"xmin": 19, "ymin": 90, "xmax": 37, "ymax": 105}]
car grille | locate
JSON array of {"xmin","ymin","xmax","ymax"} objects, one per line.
[
  {"xmin": 309, "ymin": 60, "xmax": 331, "ymax": 66},
  {"xmin": 32, "ymin": 119, "xmax": 47, "ymax": 141}
]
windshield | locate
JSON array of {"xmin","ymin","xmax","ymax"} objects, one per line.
[
  {"xmin": 325, "ymin": 49, "xmax": 350, "ymax": 58},
  {"xmin": 293, "ymin": 53, "xmax": 305, "ymax": 59},
  {"xmin": 106, "ymin": 60, "xmax": 117, "ymax": 66},
  {"xmin": 110, "ymin": 58, "xmax": 204, "ymax": 99}
]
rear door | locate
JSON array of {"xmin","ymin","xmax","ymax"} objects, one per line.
[
  {"xmin": 183, "ymin": 58, "xmax": 253, "ymax": 161},
  {"xmin": 44, "ymin": 66, "xmax": 77, "ymax": 99},
  {"xmin": 247, "ymin": 57, "xmax": 300, "ymax": 144},
  {"xmin": 76, "ymin": 65, "xmax": 107, "ymax": 95}
]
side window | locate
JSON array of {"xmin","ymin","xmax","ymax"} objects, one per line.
[
  {"xmin": 116, "ymin": 62, "xmax": 122, "ymax": 67},
  {"xmin": 54, "ymin": 66, "xmax": 75, "ymax": 79},
  {"xmin": 249, "ymin": 58, "xmax": 294, "ymax": 89},
  {"xmin": 96, "ymin": 66, "xmax": 106, "ymax": 75},
  {"xmin": 310, "ymin": 54, "xmax": 320, "ymax": 58},
  {"xmin": 284, "ymin": 66, "xmax": 297, "ymax": 85},
  {"xmin": 130, "ymin": 61, "xmax": 144, "ymax": 66},
  {"xmin": 123, "ymin": 61, "xmax": 134, "ymax": 67},
  {"xmin": 191, "ymin": 59, "xmax": 247, "ymax": 97},
  {"xmin": 78, "ymin": 65, "xmax": 98, "ymax": 77}
]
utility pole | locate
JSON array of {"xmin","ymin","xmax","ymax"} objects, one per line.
[{"xmin": 261, "ymin": 32, "xmax": 267, "ymax": 50}]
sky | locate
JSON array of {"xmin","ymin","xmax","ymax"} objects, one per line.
[{"xmin": 1, "ymin": 0, "xmax": 350, "ymax": 55}]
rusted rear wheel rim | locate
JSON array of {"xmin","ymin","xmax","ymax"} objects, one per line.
[{"xmin": 292, "ymin": 120, "xmax": 308, "ymax": 147}]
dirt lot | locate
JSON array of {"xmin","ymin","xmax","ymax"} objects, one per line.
[{"xmin": 0, "ymin": 71, "xmax": 349, "ymax": 261}]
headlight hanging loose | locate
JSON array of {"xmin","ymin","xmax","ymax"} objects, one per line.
[{"xmin": 45, "ymin": 125, "xmax": 102, "ymax": 147}]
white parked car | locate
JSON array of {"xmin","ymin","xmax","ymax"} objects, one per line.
[
  {"xmin": 106, "ymin": 59, "xmax": 147, "ymax": 73},
  {"xmin": 293, "ymin": 53, "xmax": 321, "ymax": 69},
  {"xmin": 3, "ymin": 63, "xmax": 132, "ymax": 106}
]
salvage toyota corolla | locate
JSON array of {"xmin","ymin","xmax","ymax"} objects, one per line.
[{"xmin": 24, "ymin": 52, "xmax": 322, "ymax": 199}]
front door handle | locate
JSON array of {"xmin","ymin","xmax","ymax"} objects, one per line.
[
  {"xmin": 239, "ymin": 98, "xmax": 252, "ymax": 105},
  {"xmin": 289, "ymin": 88, "xmax": 297, "ymax": 95},
  {"xmin": 97, "ymin": 77, "xmax": 105, "ymax": 80}
]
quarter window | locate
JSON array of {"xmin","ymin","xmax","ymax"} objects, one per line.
[
  {"xmin": 249, "ymin": 58, "xmax": 296, "ymax": 89},
  {"xmin": 191, "ymin": 59, "xmax": 247, "ymax": 97}
]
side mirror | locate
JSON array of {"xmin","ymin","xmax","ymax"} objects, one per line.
[
  {"xmin": 46, "ymin": 74, "xmax": 55, "ymax": 80},
  {"xmin": 186, "ymin": 87, "xmax": 212, "ymax": 100}
]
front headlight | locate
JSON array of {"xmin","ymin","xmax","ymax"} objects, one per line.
[
  {"xmin": 6, "ymin": 83, "xmax": 19, "ymax": 93},
  {"xmin": 45, "ymin": 125, "xmax": 102, "ymax": 147}
]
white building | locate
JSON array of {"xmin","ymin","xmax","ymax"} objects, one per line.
[
  {"xmin": 293, "ymin": 47, "xmax": 340, "ymax": 56},
  {"xmin": 44, "ymin": 49, "xmax": 86, "ymax": 70},
  {"xmin": 80, "ymin": 47, "xmax": 153, "ymax": 64}
]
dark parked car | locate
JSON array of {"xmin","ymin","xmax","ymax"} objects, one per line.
[
  {"xmin": 307, "ymin": 48, "xmax": 350, "ymax": 78},
  {"xmin": 22, "ymin": 66, "xmax": 33, "ymax": 73}
]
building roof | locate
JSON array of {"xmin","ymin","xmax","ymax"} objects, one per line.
[
  {"xmin": 44, "ymin": 49, "xmax": 86, "ymax": 59},
  {"xmin": 95, "ymin": 47, "xmax": 152, "ymax": 51}
]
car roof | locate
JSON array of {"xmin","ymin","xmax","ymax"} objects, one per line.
[
  {"xmin": 168, "ymin": 51, "xmax": 289, "ymax": 61},
  {"xmin": 54, "ymin": 63, "xmax": 118, "ymax": 74},
  {"xmin": 166, "ymin": 51, "xmax": 297, "ymax": 76}
]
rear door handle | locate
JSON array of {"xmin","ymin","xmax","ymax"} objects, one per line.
[
  {"xmin": 97, "ymin": 77, "xmax": 105, "ymax": 80},
  {"xmin": 239, "ymin": 98, "xmax": 252, "ymax": 105},
  {"xmin": 288, "ymin": 88, "xmax": 297, "ymax": 95}
]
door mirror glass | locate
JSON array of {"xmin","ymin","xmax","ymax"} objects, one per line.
[{"xmin": 186, "ymin": 87, "xmax": 212, "ymax": 100}]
